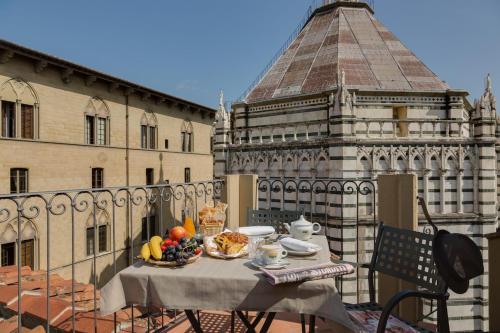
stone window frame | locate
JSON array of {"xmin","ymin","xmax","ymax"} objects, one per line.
[
  {"xmin": 10, "ymin": 167, "xmax": 29, "ymax": 193},
  {"xmin": 0, "ymin": 78, "xmax": 40, "ymax": 140},
  {"xmin": 84, "ymin": 96, "xmax": 110, "ymax": 146},
  {"xmin": 0, "ymin": 218, "xmax": 39, "ymax": 270},
  {"xmin": 85, "ymin": 209, "xmax": 110, "ymax": 257},
  {"xmin": 181, "ymin": 120, "xmax": 194, "ymax": 153},
  {"xmin": 140, "ymin": 109, "xmax": 158, "ymax": 150}
]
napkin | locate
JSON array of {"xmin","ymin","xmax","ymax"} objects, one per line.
[
  {"xmin": 279, "ymin": 237, "xmax": 321, "ymax": 253},
  {"xmin": 238, "ymin": 226, "xmax": 275, "ymax": 236},
  {"xmin": 261, "ymin": 262, "xmax": 354, "ymax": 286}
]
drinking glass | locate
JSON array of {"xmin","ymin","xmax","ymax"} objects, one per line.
[{"xmin": 248, "ymin": 236, "xmax": 264, "ymax": 259}]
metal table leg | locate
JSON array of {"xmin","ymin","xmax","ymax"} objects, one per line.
[
  {"xmin": 185, "ymin": 310, "xmax": 203, "ymax": 333},
  {"xmin": 309, "ymin": 315, "xmax": 316, "ymax": 333},
  {"xmin": 260, "ymin": 312, "xmax": 276, "ymax": 333}
]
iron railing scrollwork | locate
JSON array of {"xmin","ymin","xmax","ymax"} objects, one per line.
[
  {"xmin": 0, "ymin": 180, "xmax": 223, "ymax": 333},
  {"xmin": 257, "ymin": 177, "xmax": 377, "ymax": 302}
]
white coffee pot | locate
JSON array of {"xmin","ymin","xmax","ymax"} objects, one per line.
[{"xmin": 284, "ymin": 215, "xmax": 321, "ymax": 241}]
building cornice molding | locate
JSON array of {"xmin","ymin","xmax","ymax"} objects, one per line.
[{"xmin": 0, "ymin": 39, "xmax": 216, "ymax": 115}]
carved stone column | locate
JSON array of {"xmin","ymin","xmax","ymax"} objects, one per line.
[
  {"xmin": 440, "ymin": 168, "xmax": 446, "ymax": 214},
  {"xmin": 422, "ymin": 168, "xmax": 430, "ymax": 208},
  {"xmin": 457, "ymin": 169, "xmax": 464, "ymax": 213},
  {"xmin": 473, "ymin": 168, "xmax": 479, "ymax": 213}
]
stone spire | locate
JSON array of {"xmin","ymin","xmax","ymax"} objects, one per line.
[{"xmin": 216, "ymin": 90, "xmax": 230, "ymax": 124}]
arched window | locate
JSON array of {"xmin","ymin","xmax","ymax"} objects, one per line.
[
  {"xmin": 0, "ymin": 78, "xmax": 39, "ymax": 139},
  {"xmin": 84, "ymin": 97, "xmax": 110, "ymax": 145},
  {"xmin": 86, "ymin": 209, "xmax": 110, "ymax": 256},
  {"xmin": 140, "ymin": 110, "xmax": 158, "ymax": 149},
  {"xmin": 0, "ymin": 218, "xmax": 38, "ymax": 270},
  {"xmin": 181, "ymin": 120, "xmax": 193, "ymax": 152}
]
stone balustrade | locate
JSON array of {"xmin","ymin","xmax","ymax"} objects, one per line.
[
  {"xmin": 354, "ymin": 118, "xmax": 473, "ymax": 139},
  {"xmin": 229, "ymin": 120, "xmax": 327, "ymax": 145}
]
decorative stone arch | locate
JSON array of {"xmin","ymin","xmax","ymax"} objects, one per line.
[
  {"xmin": 230, "ymin": 156, "xmax": 240, "ymax": 172},
  {"xmin": 411, "ymin": 154, "xmax": 424, "ymax": 171},
  {"xmin": 256, "ymin": 155, "xmax": 268, "ymax": 177},
  {"xmin": 269, "ymin": 155, "xmax": 282, "ymax": 178},
  {"xmin": 85, "ymin": 96, "xmax": 110, "ymax": 118},
  {"xmin": 140, "ymin": 109, "xmax": 158, "ymax": 127},
  {"xmin": 315, "ymin": 151, "xmax": 329, "ymax": 178},
  {"xmin": 139, "ymin": 108, "xmax": 158, "ymax": 150},
  {"xmin": 0, "ymin": 218, "xmax": 39, "ymax": 269},
  {"xmin": 373, "ymin": 148, "xmax": 390, "ymax": 172},
  {"xmin": 427, "ymin": 152, "xmax": 441, "ymax": 170},
  {"xmin": 243, "ymin": 154, "xmax": 254, "ymax": 173},
  {"xmin": 394, "ymin": 154, "xmax": 407, "ymax": 172},
  {"xmin": 84, "ymin": 96, "xmax": 111, "ymax": 145},
  {"xmin": 181, "ymin": 120, "xmax": 194, "ymax": 152},
  {"xmin": 85, "ymin": 208, "xmax": 111, "ymax": 255},
  {"xmin": 298, "ymin": 152, "xmax": 312, "ymax": 178},
  {"xmin": 0, "ymin": 77, "xmax": 40, "ymax": 139}
]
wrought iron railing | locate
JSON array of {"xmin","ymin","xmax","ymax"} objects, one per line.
[
  {"xmin": 0, "ymin": 180, "xmax": 223, "ymax": 332},
  {"xmin": 256, "ymin": 177, "xmax": 378, "ymax": 302}
]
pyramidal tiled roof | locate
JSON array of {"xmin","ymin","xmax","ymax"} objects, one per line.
[{"xmin": 245, "ymin": 1, "xmax": 449, "ymax": 103}]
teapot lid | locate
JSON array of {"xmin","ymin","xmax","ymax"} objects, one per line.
[{"xmin": 293, "ymin": 215, "xmax": 311, "ymax": 226}]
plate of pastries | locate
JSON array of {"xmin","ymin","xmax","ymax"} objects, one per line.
[{"xmin": 205, "ymin": 231, "xmax": 249, "ymax": 259}]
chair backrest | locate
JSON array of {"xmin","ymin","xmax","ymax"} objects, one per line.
[
  {"xmin": 371, "ymin": 223, "xmax": 445, "ymax": 293},
  {"xmin": 247, "ymin": 209, "xmax": 302, "ymax": 234}
]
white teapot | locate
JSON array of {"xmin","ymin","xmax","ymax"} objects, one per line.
[{"xmin": 284, "ymin": 215, "xmax": 321, "ymax": 241}]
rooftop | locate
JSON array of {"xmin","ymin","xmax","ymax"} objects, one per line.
[
  {"xmin": 245, "ymin": 0, "xmax": 449, "ymax": 103},
  {"xmin": 0, "ymin": 39, "xmax": 216, "ymax": 115}
]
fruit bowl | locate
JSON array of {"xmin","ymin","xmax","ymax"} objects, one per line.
[
  {"xmin": 140, "ymin": 229, "xmax": 204, "ymax": 267},
  {"xmin": 145, "ymin": 251, "xmax": 202, "ymax": 267}
]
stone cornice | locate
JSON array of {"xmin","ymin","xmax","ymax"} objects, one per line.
[{"xmin": 0, "ymin": 39, "xmax": 215, "ymax": 115}]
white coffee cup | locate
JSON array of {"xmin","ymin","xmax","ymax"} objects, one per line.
[{"xmin": 260, "ymin": 244, "xmax": 287, "ymax": 265}]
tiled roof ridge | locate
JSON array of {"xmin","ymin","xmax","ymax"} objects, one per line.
[
  {"xmin": 299, "ymin": 7, "xmax": 341, "ymax": 95},
  {"xmin": 339, "ymin": 7, "xmax": 382, "ymax": 90}
]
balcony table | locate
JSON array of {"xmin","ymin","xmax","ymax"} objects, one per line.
[{"xmin": 99, "ymin": 235, "xmax": 355, "ymax": 333}]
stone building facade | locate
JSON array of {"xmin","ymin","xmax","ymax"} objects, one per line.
[
  {"xmin": 0, "ymin": 39, "xmax": 215, "ymax": 283},
  {"xmin": 215, "ymin": 1, "xmax": 498, "ymax": 331}
]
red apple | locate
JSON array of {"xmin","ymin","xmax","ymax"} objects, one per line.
[{"xmin": 169, "ymin": 226, "xmax": 187, "ymax": 242}]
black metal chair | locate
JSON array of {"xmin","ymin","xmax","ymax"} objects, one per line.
[
  {"xmin": 345, "ymin": 222, "xmax": 450, "ymax": 333},
  {"xmin": 246, "ymin": 208, "xmax": 303, "ymax": 234}
]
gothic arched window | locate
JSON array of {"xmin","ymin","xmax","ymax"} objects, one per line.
[
  {"xmin": 140, "ymin": 110, "xmax": 158, "ymax": 149},
  {"xmin": 0, "ymin": 78, "xmax": 39, "ymax": 140},
  {"xmin": 181, "ymin": 120, "xmax": 193, "ymax": 152},
  {"xmin": 85, "ymin": 97, "xmax": 110, "ymax": 145}
]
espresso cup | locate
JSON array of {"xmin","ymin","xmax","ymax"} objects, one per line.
[{"xmin": 260, "ymin": 244, "xmax": 287, "ymax": 265}]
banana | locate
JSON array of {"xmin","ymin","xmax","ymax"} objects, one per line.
[
  {"xmin": 149, "ymin": 236, "xmax": 163, "ymax": 260},
  {"xmin": 140, "ymin": 242, "xmax": 151, "ymax": 261}
]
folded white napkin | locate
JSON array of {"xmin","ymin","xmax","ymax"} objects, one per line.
[
  {"xmin": 238, "ymin": 226, "xmax": 275, "ymax": 236},
  {"xmin": 279, "ymin": 237, "xmax": 321, "ymax": 253}
]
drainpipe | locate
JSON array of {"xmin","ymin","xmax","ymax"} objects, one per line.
[
  {"xmin": 126, "ymin": 94, "xmax": 130, "ymax": 186},
  {"xmin": 125, "ymin": 94, "xmax": 131, "ymax": 264}
]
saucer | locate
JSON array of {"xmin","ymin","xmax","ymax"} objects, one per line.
[
  {"xmin": 250, "ymin": 258, "xmax": 289, "ymax": 270},
  {"xmin": 281, "ymin": 245, "xmax": 321, "ymax": 257}
]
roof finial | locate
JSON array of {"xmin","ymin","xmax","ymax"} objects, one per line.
[{"xmin": 486, "ymin": 73, "xmax": 492, "ymax": 93}]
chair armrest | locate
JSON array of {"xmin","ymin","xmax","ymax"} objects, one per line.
[{"xmin": 376, "ymin": 290, "xmax": 448, "ymax": 333}]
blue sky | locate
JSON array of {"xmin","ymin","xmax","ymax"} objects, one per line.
[{"xmin": 0, "ymin": 0, "xmax": 498, "ymax": 108}]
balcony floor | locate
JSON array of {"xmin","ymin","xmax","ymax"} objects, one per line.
[{"xmin": 166, "ymin": 311, "xmax": 343, "ymax": 333}]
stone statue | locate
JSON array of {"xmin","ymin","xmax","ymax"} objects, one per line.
[{"xmin": 475, "ymin": 73, "xmax": 496, "ymax": 117}]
